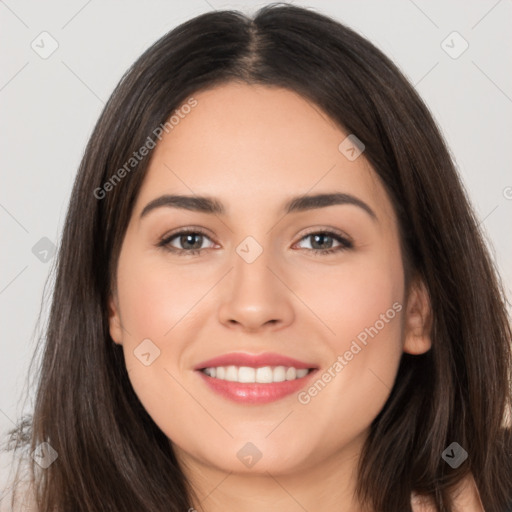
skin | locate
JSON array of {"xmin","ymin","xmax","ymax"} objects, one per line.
[{"xmin": 107, "ymin": 82, "xmax": 476, "ymax": 511}]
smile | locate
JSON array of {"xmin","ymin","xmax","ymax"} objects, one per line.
[
  {"xmin": 201, "ymin": 365, "xmax": 311, "ymax": 383},
  {"xmin": 194, "ymin": 352, "xmax": 318, "ymax": 404}
]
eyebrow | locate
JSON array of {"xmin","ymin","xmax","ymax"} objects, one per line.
[{"xmin": 139, "ymin": 192, "xmax": 377, "ymax": 221}]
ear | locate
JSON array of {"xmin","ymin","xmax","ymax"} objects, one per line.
[
  {"xmin": 108, "ymin": 293, "xmax": 124, "ymax": 345},
  {"xmin": 403, "ymin": 277, "xmax": 432, "ymax": 355}
]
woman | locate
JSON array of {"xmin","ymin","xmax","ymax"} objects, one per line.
[{"xmin": 3, "ymin": 4, "xmax": 512, "ymax": 511}]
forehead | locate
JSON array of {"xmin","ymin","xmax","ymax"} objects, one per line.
[{"xmin": 133, "ymin": 82, "xmax": 395, "ymax": 223}]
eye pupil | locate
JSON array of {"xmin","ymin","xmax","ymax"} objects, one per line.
[
  {"xmin": 181, "ymin": 233, "xmax": 203, "ymax": 250},
  {"xmin": 162, "ymin": 229, "xmax": 349, "ymax": 256},
  {"xmin": 311, "ymin": 233, "xmax": 333, "ymax": 250}
]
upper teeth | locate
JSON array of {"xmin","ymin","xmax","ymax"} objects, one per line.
[{"xmin": 202, "ymin": 365, "xmax": 310, "ymax": 383}]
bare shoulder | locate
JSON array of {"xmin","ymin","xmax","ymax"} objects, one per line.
[
  {"xmin": 411, "ymin": 473, "xmax": 485, "ymax": 512},
  {"xmin": 0, "ymin": 447, "xmax": 38, "ymax": 512},
  {"xmin": 0, "ymin": 478, "xmax": 38, "ymax": 512}
]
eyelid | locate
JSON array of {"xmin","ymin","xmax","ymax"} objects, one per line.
[
  {"xmin": 295, "ymin": 226, "xmax": 353, "ymax": 245},
  {"xmin": 157, "ymin": 225, "xmax": 354, "ymax": 255},
  {"xmin": 158, "ymin": 226, "xmax": 216, "ymax": 248}
]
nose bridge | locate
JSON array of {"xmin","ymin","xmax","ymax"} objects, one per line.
[
  {"xmin": 231, "ymin": 233, "xmax": 278, "ymax": 298},
  {"xmin": 217, "ymin": 233, "xmax": 295, "ymax": 330}
]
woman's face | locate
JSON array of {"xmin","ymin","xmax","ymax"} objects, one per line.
[{"xmin": 109, "ymin": 82, "xmax": 430, "ymax": 478}]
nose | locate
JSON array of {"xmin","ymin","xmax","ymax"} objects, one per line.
[{"xmin": 217, "ymin": 245, "xmax": 295, "ymax": 333}]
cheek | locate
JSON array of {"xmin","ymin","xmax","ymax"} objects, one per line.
[
  {"xmin": 114, "ymin": 245, "xmax": 212, "ymax": 441},
  {"xmin": 115, "ymin": 246, "xmax": 205, "ymax": 344},
  {"xmin": 295, "ymin": 245, "xmax": 405, "ymax": 426},
  {"xmin": 113, "ymin": 266, "xmax": 193, "ymax": 449},
  {"xmin": 305, "ymin": 247, "xmax": 404, "ymax": 353}
]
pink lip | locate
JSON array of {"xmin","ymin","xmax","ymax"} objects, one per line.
[
  {"xmin": 197, "ymin": 370, "xmax": 318, "ymax": 404},
  {"xmin": 194, "ymin": 352, "xmax": 318, "ymax": 404},
  {"xmin": 193, "ymin": 352, "xmax": 316, "ymax": 370}
]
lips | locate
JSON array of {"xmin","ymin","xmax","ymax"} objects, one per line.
[
  {"xmin": 193, "ymin": 352, "xmax": 316, "ymax": 370},
  {"xmin": 194, "ymin": 352, "xmax": 318, "ymax": 404}
]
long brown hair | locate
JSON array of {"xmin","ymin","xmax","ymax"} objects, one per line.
[{"xmin": 5, "ymin": 3, "xmax": 512, "ymax": 511}]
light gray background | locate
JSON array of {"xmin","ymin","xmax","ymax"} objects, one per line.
[{"xmin": 1, "ymin": 0, "xmax": 511, "ymax": 475}]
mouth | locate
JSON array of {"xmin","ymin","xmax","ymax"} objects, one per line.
[
  {"xmin": 200, "ymin": 365, "xmax": 313, "ymax": 383},
  {"xmin": 194, "ymin": 352, "xmax": 318, "ymax": 404}
]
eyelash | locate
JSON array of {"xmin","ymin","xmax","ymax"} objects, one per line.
[{"xmin": 157, "ymin": 227, "xmax": 354, "ymax": 257}]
